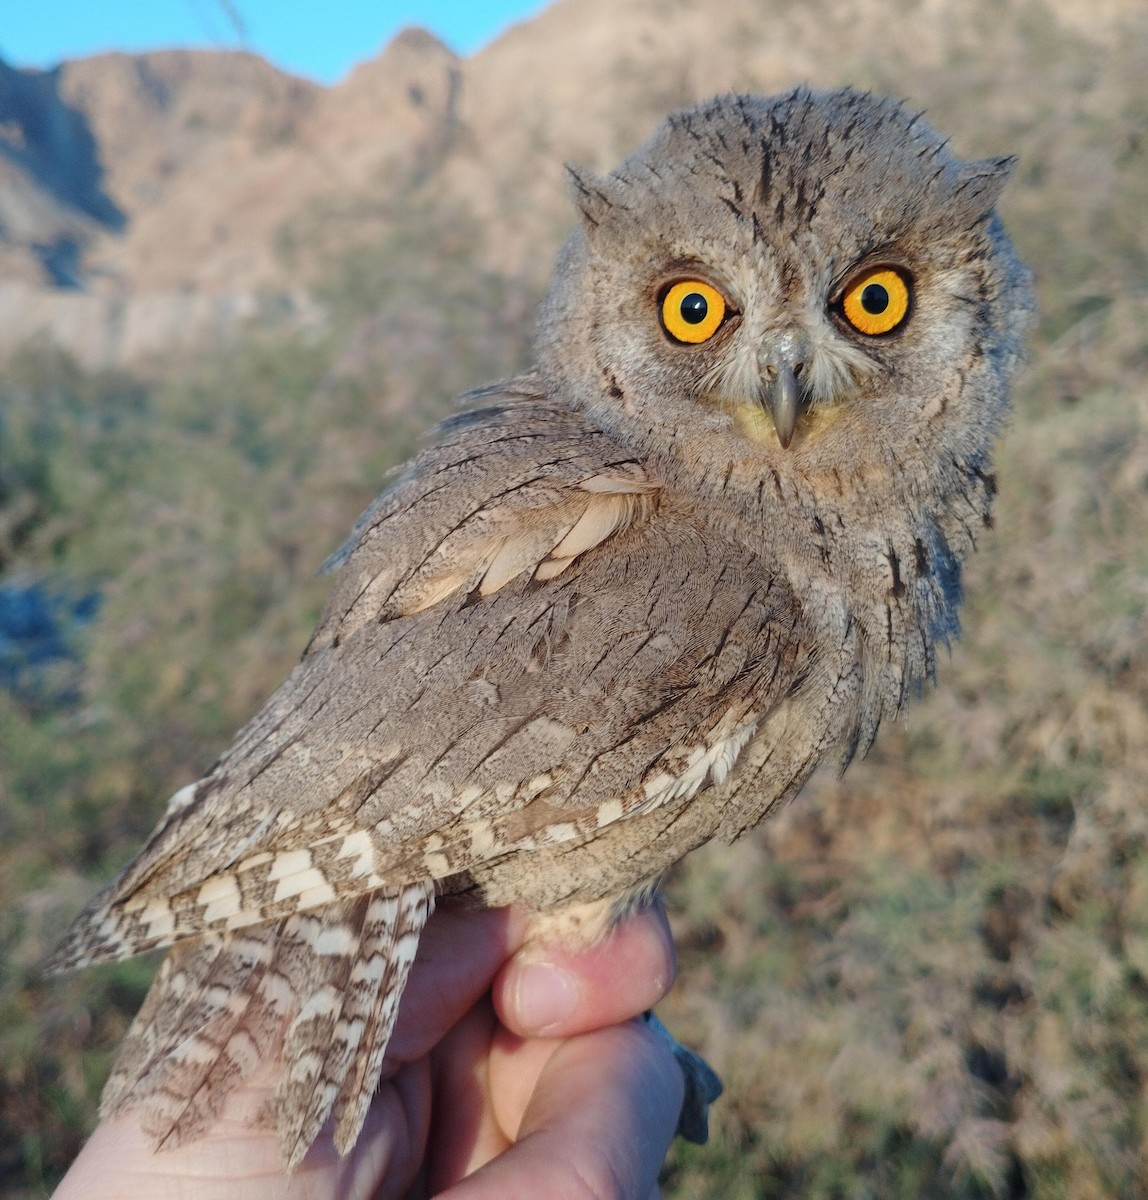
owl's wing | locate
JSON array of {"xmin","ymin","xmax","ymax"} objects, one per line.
[
  {"xmin": 51, "ymin": 377, "xmax": 805, "ymax": 969},
  {"xmin": 310, "ymin": 374, "xmax": 663, "ymax": 647}
]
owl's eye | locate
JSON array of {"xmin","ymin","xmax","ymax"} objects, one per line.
[
  {"xmin": 839, "ymin": 267, "xmax": 912, "ymax": 336},
  {"xmin": 660, "ymin": 280, "xmax": 728, "ymax": 344}
]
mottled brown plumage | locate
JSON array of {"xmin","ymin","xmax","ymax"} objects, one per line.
[{"xmin": 50, "ymin": 86, "xmax": 1032, "ymax": 1168}]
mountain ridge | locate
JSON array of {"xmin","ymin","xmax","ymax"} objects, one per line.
[{"xmin": 0, "ymin": 0, "xmax": 1142, "ymax": 365}]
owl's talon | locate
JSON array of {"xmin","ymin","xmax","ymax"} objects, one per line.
[{"xmin": 643, "ymin": 1011, "xmax": 723, "ymax": 1144}]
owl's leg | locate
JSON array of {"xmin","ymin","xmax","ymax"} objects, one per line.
[{"xmin": 643, "ymin": 1011, "xmax": 723, "ymax": 1143}]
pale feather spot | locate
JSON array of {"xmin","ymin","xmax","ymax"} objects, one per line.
[
  {"xmin": 268, "ymin": 849, "xmax": 315, "ymax": 881},
  {"xmin": 349, "ymin": 954, "xmax": 387, "ymax": 985},
  {"xmin": 287, "ymin": 1049, "xmax": 324, "ymax": 1083},
  {"xmin": 203, "ymin": 983, "xmax": 242, "ymax": 1011},
  {"xmin": 645, "ymin": 721, "xmax": 760, "ymax": 806},
  {"xmin": 135, "ymin": 897, "xmax": 177, "ymax": 942},
  {"xmin": 288, "ymin": 879, "xmax": 339, "ymax": 908},
  {"xmin": 258, "ymin": 971, "xmax": 296, "ymax": 1013},
  {"xmin": 280, "ymin": 743, "xmax": 314, "ymax": 770},
  {"xmin": 196, "ymin": 874, "xmax": 243, "ymax": 924},
  {"xmin": 163, "ymin": 782, "xmax": 199, "ymax": 817},
  {"xmin": 522, "ymin": 773, "xmax": 554, "ymax": 801},
  {"xmin": 403, "ymin": 569, "xmax": 473, "ymax": 615},
  {"xmin": 379, "ymin": 995, "xmax": 400, "ymax": 1026},
  {"xmin": 398, "ymin": 884, "xmax": 433, "ymax": 925},
  {"xmin": 236, "ymin": 851, "xmax": 274, "ymax": 871},
  {"xmin": 423, "ymin": 851, "xmax": 452, "ymax": 876},
  {"xmin": 550, "ymin": 494, "xmax": 630, "ymax": 559},
  {"xmin": 523, "ymin": 715, "xmax": 577, "ymax": 750},
  {"xmin": 170, "ymin": 1036, "xmax": 226, "ymax": 1067},
  {"xmin": 296, "ymin": 987, "xmax": 341, "ymax": 1022},
  {"xmin": 272, "ymin": 864, "xmax": 336, "ymax": 905},
  {"xmin": 478, "ymin": 535, "xmax": 537, "ymax": 595},
  {"xmin": 543, "ymin": 822, "xmax": 579, "ymax": 844},
  {"xmin": 533, "ymin": 556, "xmax": 573, "ymax": 581},
  {"xmin": 217, "ymin": 907, "xmax": 268, "ymax": 932},
  {"xmin": 660, "ymin": 757, "xmax": 717, "ymax": 803},
  {"xmin": 468, "ymin": 818, "xmax": 496, "ymax": 856},
  {"xmin": 167, "ymin": 965, "xmax": 194, "ymax": 999},
  {"xmin": 393, "ymin": 927, "xmax": 422, "ymax": 956},
  {"xmin": 313, "ymin": 923, "xmax": 359, "ymax": 957},
  {"xmin": 335, "ymin": 829, "xmax": 378, "ymax": 878},
  {"xmin": 334, "ymin": 1017, "xmax": 366, "ymax": 1054},
  {"xmin": 291, "ymin": 912, "xmax": 323, "ymax": 940},
  {"xmin": 494, "ymin": 782, "xmax": 516, "ymax": 804},
  {"xmin": 89, "ymin": 920, "xmax": 124, "ymax": 961},
  {"xmin": 372, "ymin": 894, "xmax": 399, "ymax": 922},
  {"xmin": 709, "ymin": 721, "xmax": 759, "ymax": 785},
  {"xmin": 642, "ymin": 771, "xmax": 676, "ymax": 801},
  {"xmin": 223, "ymin": 1029, "xmax": 261, "ymax": 1075},
  {"xmin": 448, "ymin": 783, "xmax": 484, "ymax": 815},
  {"xmin": 595, "ymin": 797, "xmax": 624, "ymax": 828},
  {"xmin": 467, "ymin": 678, "xmax": 500, "ymax": 706}
]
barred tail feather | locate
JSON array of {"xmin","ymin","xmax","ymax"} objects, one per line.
[
  {"xmin": 98, "ymin": 886, "xmax": 434, "ymax": 1170},
  {"xmin": 272, "ymin": 883, "xmax": 434, "ymax": 1168},
  {"xmin": 331, "ymin": 883, "xmax": 435, "ymax": 1154},
  {"xmin": 100, "ymin": 924, "xmax": 285, "ymax": 1145}
]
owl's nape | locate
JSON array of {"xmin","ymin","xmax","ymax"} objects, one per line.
[{"xmin": 51, "ymin": 86, "xmax": 1031, "ymax": 1172}]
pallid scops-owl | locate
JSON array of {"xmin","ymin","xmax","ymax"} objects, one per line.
[{"xmin": 51, "ymin": 86, "xmax": 1033, "ymax": 1167}]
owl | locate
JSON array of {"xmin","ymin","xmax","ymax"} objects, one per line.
[{"xmin": 50, "ymin": 87, "xmax": 1032, "ymax": 1169}]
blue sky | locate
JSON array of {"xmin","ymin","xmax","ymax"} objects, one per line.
[{"xmin": 1, "ymin": 1, "xmax": 550, "ymax": 85}]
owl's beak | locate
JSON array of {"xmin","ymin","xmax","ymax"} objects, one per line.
[
  {"xmin": 757, "ymin": 333, "xmax": 810, "ymax": 450},
  {"xmin": 763, "ymin": 364, "xmax": 801, "ymax": 450}
]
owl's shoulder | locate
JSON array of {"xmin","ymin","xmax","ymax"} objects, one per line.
[{"xmin": 308, "ymin": 374, "xmax": 661, "ymax": 652}]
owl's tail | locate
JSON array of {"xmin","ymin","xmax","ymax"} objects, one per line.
[{"xmin": 100, "ymin": 882, "xmax": 435, "ymax": 1170}]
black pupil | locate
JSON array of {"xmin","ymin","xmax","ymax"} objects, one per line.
[
  {"xmin": 860, "ymin": 283, "xmax": 890, "ymax": 314},
  {"xmin": 680, "ymin": 292, "xmax": 708, "ymax": 324}
]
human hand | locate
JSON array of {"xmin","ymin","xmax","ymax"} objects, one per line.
[{"xmin": 53, "ymin": 901, "xmax": 683, "ymax": 1200}]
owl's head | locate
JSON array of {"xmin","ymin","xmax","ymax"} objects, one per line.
[{"xmin": 536, "ymin": 87, "xmax": 1033, "ymax": 488}]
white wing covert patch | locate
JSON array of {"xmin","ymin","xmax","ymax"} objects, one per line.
[{"xmin": 398, "ymin": 469, "xmax": 660, "ymax": 615}]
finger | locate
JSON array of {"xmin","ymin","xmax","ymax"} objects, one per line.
[
  {"xmin": 493, "ymin": 901, "xmax": 676, "ymax": 1038},
  {"xmin": 437, "ymin": 1017, "xmax": 683, "ymax": 1200},
  {"xmin": 428, "ymin": 1027, "xmax": 567, "ymax": 1186},
  {"xmin": 384, "ymin": 904, "xmax": 529, "ymax": 1062},
  {"xmin": 422, "ymin": 998, "xmax": 512, "ymax": 1192},
  {"xmin": 485, "ymin": 1028, "xmax": 562, "ymax": 1142}
]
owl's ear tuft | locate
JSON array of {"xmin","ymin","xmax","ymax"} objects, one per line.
[
  {"xmin": 566, "ymin": 164, "xmax": 625, "ymax": 231},
  {"xmin": 952, "ymin": 155, "xmax": 1016, "ymax": 219}
]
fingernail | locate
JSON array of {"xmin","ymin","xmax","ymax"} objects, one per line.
[{"xmin": 513, "ymin": 961, "xmax": 581, "ymax": 1034}]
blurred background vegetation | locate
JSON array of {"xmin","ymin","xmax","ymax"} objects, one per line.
[{"xmin": 1, "ymin": 1, "xmax": 1146, "ymax": 1196}]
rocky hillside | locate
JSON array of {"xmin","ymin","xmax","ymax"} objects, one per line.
[
  {"xmin": 0, "ymin": 31, "xmax": 459, "ymax": 364},
  {"xmin": 0, "ymin": 0, "xmax": 1143, "ymax": 366}
]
